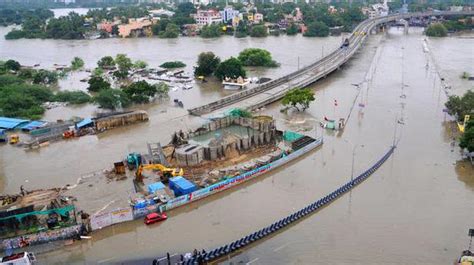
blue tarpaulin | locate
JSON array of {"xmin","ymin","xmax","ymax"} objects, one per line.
[
  {"xmin": 0, "ymin": 117, "xmax": 29, "ymax": 129},
  {"xmin": 148, "ymin": 182, "xmax": 166, "ymax": 194},
  {"xmin": 20, "ymin": 121, "xmax": 47, "ymax": 132},
  {"xmin": 76, "ymin": 118, "xmax": 94, "ymax": 129}
]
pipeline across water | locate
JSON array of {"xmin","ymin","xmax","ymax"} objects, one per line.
[{"xmin": 149, "ymin": 145, "xmax": 396, "ymax": 265}]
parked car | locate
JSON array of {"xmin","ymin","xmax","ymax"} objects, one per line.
[{"xmin": 144, "ymin": 212, "xmax": 167, "ymax": 225}]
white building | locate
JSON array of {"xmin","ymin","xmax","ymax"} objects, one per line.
[
  {"xmin": 194, "ymin": 10, "xmax": 222, "ymax": 26},
  {"xmin": 220, "ymin": 7, "xmax": 240, "ymax": 23}
]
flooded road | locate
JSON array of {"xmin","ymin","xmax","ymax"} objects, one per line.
[{"xmin": 1, "ymin": 26, "xmax": 473, "ymax": 264}]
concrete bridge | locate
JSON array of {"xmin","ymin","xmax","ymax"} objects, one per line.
[{"xmin": 188, "ymin": 11, "xmax": 473, "ymax": 117}]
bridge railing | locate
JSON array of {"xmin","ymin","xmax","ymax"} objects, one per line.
[{"xmin": 187, "ymin": 11, "xmax": 474, "ymax": 116}]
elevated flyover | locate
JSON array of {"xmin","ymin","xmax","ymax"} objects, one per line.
[{"xmin": 188, "ymin": 11, "xmax": 473, "ymax": 117}]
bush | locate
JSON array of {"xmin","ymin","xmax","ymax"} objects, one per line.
[
  {"xmin": 445, "ymin": 90, "xmax": 474, "ymax": 121},
  {"xmin": 460, "ymin": 121, "xmax": 474, "ymax": 152},
  {"xmin": 159, "ymin": 23, "xmax": 180, "ymax": 38},
  {"xmin": 238, "ymin": 48, "xmax": 279, "ymax": 67},
  {"xmin": 53, "ymin": 91, "xmax": 91, "ymax": 104},
  {"xmin": 5, "ymin": 60, "xmax": 21, "ymax": 71},
  {"xmin": 426, "ymin": 23, "xmax": 448, "ymax": 37},
  {"xmin": 134, "ymin": 60, "xmax": 148, "ymax": 69},
  {"xmin": 160, "ymin": 61, "xmax": 186, "ymax": 69},
  {"xmin": 0, "ymin": 83, "xmax": 53, "ymax": 119},
  {"xmin": 5, "ymin": 29, "xmax": 27, "ymax": 40},
  {"xmin": 71, "ymin": 57, "xmax": 84, "ymax": 70},
  {"xmin": 0, "ymin": 75, "xmax": 24, "ymax": 87}
]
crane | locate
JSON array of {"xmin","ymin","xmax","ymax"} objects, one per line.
[{"xmin": 135, "ymin": 164, "xmax": 184, "ymax": 183}]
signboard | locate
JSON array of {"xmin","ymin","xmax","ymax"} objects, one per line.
[
  {"xmin": 110, "ymin": 208, "xmax": 133, "ymax": 224},
  {"xmin": 90, "ymin": 212, "xmax": 112, "ymax": 231}
]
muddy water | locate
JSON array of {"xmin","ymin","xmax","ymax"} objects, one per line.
[{"xmin": 1, "ymin": 26, "xmax": 473, "ymax": 264}]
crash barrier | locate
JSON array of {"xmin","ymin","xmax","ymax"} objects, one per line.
[
  {"xmin": 1, "ymin": 225, "xmax": 81, "ymax": 251},
  {"xmin": 187, "ymin": 11, "xmax": 474, "ymax": 116},
  {"xmin": 180, "ymin": 145, "xmax": 396, "ymax": 264}
]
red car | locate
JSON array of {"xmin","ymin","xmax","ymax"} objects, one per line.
[{"xmin": 144, "ymin": 212, "xmax": 167, "ymax": 225}]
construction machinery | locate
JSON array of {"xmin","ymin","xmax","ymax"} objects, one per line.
[
  {"xmin": 9, "ymin": 134, "xmax": 19, "ymax": 144},
  {"xmin": 127, "ymin": 153, "xmax": 142, "ymax": 170},
  {"xmin": 135, "ymin": 164, "xmax": 184, "ymax": 183}
]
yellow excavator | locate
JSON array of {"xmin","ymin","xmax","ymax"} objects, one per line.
[{"xmin": 135, "ymin": 164, "xmax": 184, "ymax": 183}]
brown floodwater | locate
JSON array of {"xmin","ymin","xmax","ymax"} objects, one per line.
[{"xmin": 1, "ymin": 25, "xmax": 473, "ymax": 265}]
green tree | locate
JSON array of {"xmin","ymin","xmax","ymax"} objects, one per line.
[
  {"xmin": 71, "ymin": 57, "xmax": 84, "ymax": 71},
  {"xmin": 286, "ymin": 23, "xmax": 299, "ymax": 35},
  {"xmin": 33, "ymin": 70, "xmax": 58, "ymax": 84},
  {"xmin": 122, "ymin": 80, "xmax": 158, "ymax": 104},
  {"xmin": 115, "ymin": 54, "xmax": 133, "ymax": 77},
  {"xmin": 200, "ymin": 24, "xmax": 222, "ymax": 38},
  {"xmin": 159, "ymin": 23, "xmax": 180, "ymax": 38},
  {"xmin": 282, "ymin": 88, "xmax": 315, "ymax": 111},
  {"xmin": 87, "ymin": 76, "xmax": 111, "ymax": 92},
  {"xmin": 194, "ymin": 52, "xmax": 221, "ymax": 77},
  {"xmin": 426, "ymin": 23, "xmax": 448, "ymax": 37},
  {"xmin": 5, "ymin": 60, "xmax": 21, "ymax": 71},
  {"xmin": 445, "ymin": 91, "xmax": 474, "ymax": 121},
  {"xmin": 235, "ymin": 20, "xmax": 248, "ymax": 38},
  {"xmin": 304, "ymin": 21, "xmax": 329, "ymax": 37},
  {"xmin": 97, "ymin": 56, "xmax": 115, "ymax": 69},
  {"xmin": 460, "ymin": 121, "xmax": 474, "ymax": 152},
  {"xmin": 250, "ymin": 25, "xmax": 268, "ymax": 37},
  {"xmin": 94, "ymin": 89, "xmax": 130, "ymax": 110},
  {"xmin": 214, "ymin": 57, "xmax": 246, "ymax": 80},
  {"xmin": 238, "ymin": 48, "xmax": 279, "ymax": 67}
]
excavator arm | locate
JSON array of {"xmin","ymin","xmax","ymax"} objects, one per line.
[{"xmin": 135, "ymin": 164, "xmax": 184, "ymax": 183}]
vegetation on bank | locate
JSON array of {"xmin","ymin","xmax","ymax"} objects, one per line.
[
  {"xmin": 200, "ymin": 24, "xmax": 223, "ymax": 38},
  {"xmin": 214, "ymin": 57, "xmax": 246, "ymax": 80},
  {"xmin": 460, "ymin": 120, "xmax": 474, "ymax": 153},
  {"xmin": 160, "ymin": 61, "xmax": 186, "ymax": 69},
  {"xmin": 445, "ymin": 90, "xmax": 474, "ymax": 122},
  {"xmin": 281, "ymin": 88, "xmax": 315, "ymax": 111},
  {"xmin": 426, "ymin": 23, "xmax": 448, "ymax": 37},
  {"xmin": 304, "ymin": 21, "xmax": 330, "ymax": 37}
]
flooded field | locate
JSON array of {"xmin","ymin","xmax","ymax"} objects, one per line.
[{"xmin": 0, "ymin": 25, "xmax": 473, "ymax": 264}]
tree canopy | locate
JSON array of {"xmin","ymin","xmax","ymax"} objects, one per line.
[
  {"xmin": 160, "ymin": 61, "xmax": 186, "ymax": 69},
  {"xmin": 94, "ymin": 89, "xmax": 130, "ymax": 110},
  {"xmin": 460, "ymin": 120, "xmax": 474, "ymax": 152},
  {"xmin": 200, "ymin": 24, "xmax": 223, "ymax": 38},
  {"xmin": 87, "ymin": 76, "xmax": 111, "ymax": 92},
  {"xmin": 194, "ymin": 52, "xmax": 221, "ymax": 77},
  {"xmin": 250, "ymin": 25, "xmax": 268, "ymax": 37},
  {"xmin": 97, "ymin": 56, "xmax": 115, "ymax": 69},
  {"xmin": 304, "ymin": 21, "xmax": 329, "ymax": 37},
  {"xmin": 238, "ymin": 48, "xmax": 279, "ymax": 67},
  {"xmin": 445, "ymin": 90, "xmax": 474, "ymax": 121},
  {"xmin": 214, "ymin": 57, "xmax": 246, "ymax": 80},
  {"xmin": 282, "ymin": 88, "xmax": 315, "ymax": 111}
]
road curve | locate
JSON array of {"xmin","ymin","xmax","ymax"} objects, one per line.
[{"xmin": 188, "ymin": 11, "xmax": 474, "ymax": 117}]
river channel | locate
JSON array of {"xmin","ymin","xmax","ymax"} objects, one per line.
[{"xmin": 1, "ymin": 24, "xmax": 473, "ymax": 264}]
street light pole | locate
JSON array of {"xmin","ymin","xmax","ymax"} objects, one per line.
[{"xmin": 344, "ymin": 139, "xmax": 363, "ymax": 182}]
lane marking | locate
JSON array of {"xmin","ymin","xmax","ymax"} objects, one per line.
[
  {"xmin": 97, "ymin": 257, "xmax": 114, "ymax": 264},
  {"xmin": 273, "ymin": 242, "xmax": 290, "ymax": 252}
]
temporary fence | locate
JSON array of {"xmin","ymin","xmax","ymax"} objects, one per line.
[
  {"xmin": 179, "ymin": 145, "xmax": 396, "ymax": 264},
  {"xmin": 90, "ymin": 207, "xmax": 133, "ymax": 231},
  {"xmin": 1, "ymin": 225, "xmax": 81, "ymax": 251}
]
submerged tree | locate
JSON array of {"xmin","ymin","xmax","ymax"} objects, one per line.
[
  {"xmin": 214, "ymin": 57, "xmax": 246, "ymax": 80},
  {"xmin": 194, "ymin": 52, "xmax": 220, "ymax": 77},
  {"xmin": 71, "ymin": 57, "xmax": 85, "ymax": 71}
]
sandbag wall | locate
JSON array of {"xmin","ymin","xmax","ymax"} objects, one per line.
[{"xmin": 181, "ymin": 145, "xmax": 396, "ymax": 264}]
